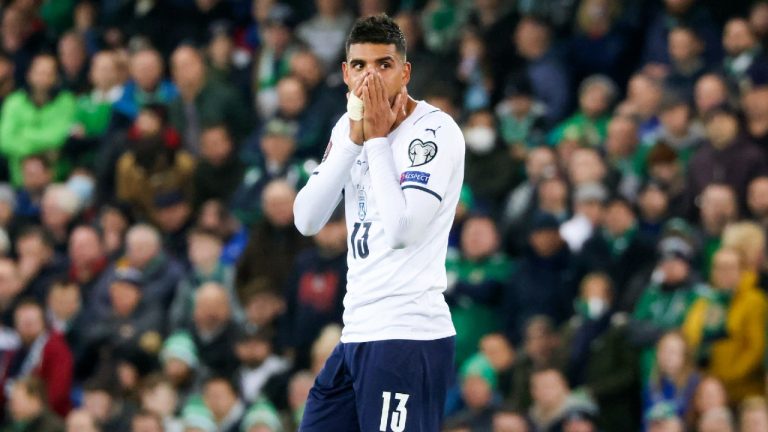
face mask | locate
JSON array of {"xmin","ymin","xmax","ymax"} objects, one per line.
[
  {"xmin": 576, "ymin": 298, "xmax": 608, "ymax": 319},
  {"xmin": 67, "ymin": 175, "xmax": 95, "ymax": 207},
  {"xmin": 465, "ymin": 127, "xmax": 496, "ymax": 154}
]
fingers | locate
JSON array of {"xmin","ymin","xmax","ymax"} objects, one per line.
[
  {"xmin": 353, "ymin": 72, "xmax": 369, "ymax": 98},
  {"xmin": 376, "ymin": 73, "xmax": 388, "ymax": 107}
]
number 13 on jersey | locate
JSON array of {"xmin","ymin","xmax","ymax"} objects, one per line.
[
  {"xmin": 350, "ymin": 222, "xmax": 371, "ymax": 259},
  {"xmin": 380, "ymin": 391, "xmax": 409, "ymax": 432}
]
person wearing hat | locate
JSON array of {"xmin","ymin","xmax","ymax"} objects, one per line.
[
  {"xmin": 505, "ymin": 211, "xmax": 572, "ymax": 343},
  {"xmin": 79, "ymin": 266, "xmax": 164, "ymax": 381},
  {"xmin": 153, "ymin": 188, "xmax": 194, "ymax": 259},
  {"xmin": 645, "ymin": 401, "xmax": 684, "ymax": 432},
  {"xmin": 632, "ymin": 231, "xmax": 701, "ymax": 379},
  {"xmin": 445, "ymin": 214, "xmax": 512, "ymax": 366},
  {"xmin": 240, "ymin": 399, "xmax": 283, "ymax": 432},
  {"xmin": 444, "ymin": 353, "xmax": 498, "ymax": 431},
  {"xmin": 562, "ymin": 397, "xmax": 600, "ymax": 432},
  {"xmin": 559, "ymin": 272, "xmax": 639, "ymax": 431},
  {"xmin": 646, "ymin": 141, "xmax": 688, "ymax": 218},
  {"xmin": 550, "ymin": 75, "xmax": 616, "ymax": 148},
  {"xmin": 686, "ymin": 101, "xmax": 768, "ymax": 217},
  {"xmin": 230, "ymin": 115, "xmax": 312, "ymax": 225},
  {"xmin": 683, "ymin": 247, "xmax": 768, "ymax": 403},
  {"xmin": 161, "ymin": 332, "xmax": 201, "ymax": 407},
  {"xmin": 181, "ymin": 397, "xmax": 217, "ymax": 432}
]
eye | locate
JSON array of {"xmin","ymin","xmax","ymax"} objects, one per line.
[
  {"xmin": 353, "ymin": 64, "xmax": 363, "ymax": 70},
  {"xmin": 381, "ymin": 63, "xmax": 391, "ymax": 69}
]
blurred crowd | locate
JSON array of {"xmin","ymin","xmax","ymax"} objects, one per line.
[{"xmin": 4, "ymin": 0, "xmax": 768, "ymax": 432}]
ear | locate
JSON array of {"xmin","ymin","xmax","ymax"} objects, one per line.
[
  {"xmin": 401, "ymin": 61, "xmax": 411, "ymax": 87},
  {"xmin": 342, "ymin": 62, "xmax": 350, "ymax": 88}
]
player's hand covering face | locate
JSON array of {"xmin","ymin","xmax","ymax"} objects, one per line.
[{"xmin": 343, "ymin": 43, "xmax": 411, "ymax": 140}]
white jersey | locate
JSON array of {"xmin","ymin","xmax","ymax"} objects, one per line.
[{"xmin": 294, "ymin": 100, "xmax": 465, "ymax": 343}]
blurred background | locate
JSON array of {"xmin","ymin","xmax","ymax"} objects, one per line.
[{"xmin": 1, "ymin": 0, "xmax": 768, "ymax": 431}]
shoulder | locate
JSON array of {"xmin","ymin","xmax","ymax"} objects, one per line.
[{"xmin": 406, "ymin": 104, "xmax": 464, "ymax": 158}]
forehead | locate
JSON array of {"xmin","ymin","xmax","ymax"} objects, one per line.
[{"xmin": 347, "ymin": 43, "xmax": 401, "ymax": 61}]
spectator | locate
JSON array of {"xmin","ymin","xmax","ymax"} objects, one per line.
[
  {"xmin": 644, "ymin": 331, "xmax": 700, "ymax": 424},
  {"xmin": 392, "ymin": 13, "xmax": 446, "ymax": 101},
  {"xmin": 528, "ymin": 367, "xmax": 582, "ymax": 431},
  {"xmin": 114, "ymin": 104, "xmax": 196, "ymax": 224},
  {"xmin": 5, "ymin": 376, "xmax": 64, "ymax": 432},
  {"xmin": 664, "ymin": 26, "xmax": 708, "ymax": 100},
  {"xmin": 180, "ymin": 397, "xmax": 217, "ymax": 432},
  {"xmin": 604, "ymin": 115, "xmax": 643, "ymax": 199},
  {"xmin": 567, "ymin": 0, "xmax": 629, "ymax": 85},
  {"xmin": 240, "ymin": 280, "xmax": 287, "ymax": 350},
  {"xmin": 560, "ymin": 183, "xmax": 608, "ymax": 253},
  {"xmin": 253, "ymin": 5, "xmax": 301, "ymax": 119},
  {"xmin": 559, "ymin": 272, "xmax": 639, "ymax": 430},
  {"xmin": 192, "ymin": 125, "xmax": 244, "ymax": 209},
  {"xmin": 566, "ymin": 148, "xmax": 611, "ymax": 191},
  {"xmin": 269, "ymin": 75, "xmax": 331, "ymax": 158},
  {"xmin": 296, "ymin": 0, "xmax": 355, "ymax": 72},
  {"xmin": 284, "ymin": 211, "xmax": 346, "ymax": 370},
  {"xmin": 81, "ymin": 267, "xmax": 164, "ymax": 382},
  {"xmin": 139, "ymin": 375, "xmax": 182, "ymax": 432},
  {"xmin": 91, "ymin": 224, "xmax": 184, "ymax": 318},
  {"xmin": 0, "ymin": 53, "xmax": 14, "ymax": 108},
  {"xmin": 160, "ymin": 332, "xmax": 200, "ymax": 407},
  {"xmin": 748, "ymin": 176, "xmax": 768, "ymax": 228},
  {"xmin": 444, "ymin": 353, "xmax": 498, "ymax": 430},
  {"xmin": 80, "ymin": 379, "xmax": 132, "ymax": 432},
  {"xmin": 169, "ymin": 45, "xmax": 251, "ymax": 154},
  {"xmin": 492, "ymin": 407, "xmax": 530, "ymax": 432},
  {"xmin": 722, "ymin": 18, "xmax": 763, "ymax": 85},
  {"xmin": 0, "ymin": 6, "xmax": 45, "ymax": 86},
  {"xmin": 153, "ymin": 190, "xmax": 195, "ymax": 259},
  {"xmin": 40, "ymin": 184, "xmax": 81, "ymax": 253},
  {"xmin": 0, "ymin": 258, "xmax": 23, "ymax": 326},
  {"xmin": 190, "ymin": 283, "xmax": 239, "ymax": 378},
  {"xmin": 64, "ymin": 409, "xmax": 100, "ymax": 432},
  {"xmin": 562, "ymin": 403, "xmax": 600, "ymax": 432},
  {"xmin": 462, "ymin": 110, "xmax": 521, "ymax": 210},
  {"xmin": 131, "ymin": 409, "xmax": 164, "ymax": 432},
  {"xmin": 507, "ymin": 316, "xmax": 561, "ymax": 412},
  {"xmin": 7, "ymin": 300, "xmax": 73, "ymax": 417},
  {"xmin": 694, "ymin": 184, "xmax": 738, "ymax": 274},
  {"xmin": 693, "ymin": 73, "xmax": 731, "ymax": 119},
  {"xmin": 170, "ymin": 227, "xmax": 239, "ymax": 331},
  {"xmin": 112, "ymin": 48, "xmax": 178, "ymax": 121},
  {"xmin": 205, "ymin": 26, "xmax": 252, "ymax": 101},
  {"xmin": 231, "ymin": 119, "xmax": 311, "ymax": 225},
  {"xmin": 551, "ymin": 75, "xmax": 617, "ymax": 149},
  {"xmin": 45, "ymin": 281, "xmax": 86, "ymax": 376},
  {"xmin": 686, "ymin": 375, "xmax": 730, "ymax": 429},
  {"xmin": 505, "ymin": 212, "xmax": 573, "ymax": 342},
  {"xmin": 66, "ymin": 225, "xmax": 108, "ymax": 305},
  {"xmin": 236, "ymin": 180, "xmax": 312, "ymax": 297},
  {"xmin": 96, "ymin": 202, "xmax": 132, "ymax": 259},
  {"xmin": 202, "ymin": 376, "xmax": 246, "ymax": 432},
  {"xmin": 233, "ymin": 327, "xmax": 288, "ymax": 404},
  {"xmin": 57, "ymin": 32, "xmax": 89, "ymax": 95},
  {"xmin": 698, "ymin": 407, "xmax": 735, "ymax": 432},
  {"xmin": 65, "ymin": 51, "xmax": 126, "ymax": 171},
  {"xmin": 626, "ymin": 73, "xmax": 663, "ymax": 143},
  {"xmin": 642, "ymin": 0, "xmax": 721, "ymax": 66},
  {"xmin": 740, "ymin": 397, "xmax": 768, "ymax": 432},
  {"xmin": 513, "ymin": 16, "xmax": 570, "ymax": 124},
  {"xmin": 683, "ymin": 247, "xmax": 767, "ymax": 403},
  {"xmin": 15, "ymin": 226, "xmax": 67, "ymax": 306},
  {"xmin": 456, "ymin": 28, "xmax": 493, "ymax": 112},
  {"xmin": 721, "ymin": 221, "xmax": 767, "ymax": 293},
  {"xmin": 0, "ymin": 53, "xmax": 76, "ymax": 186},
  {"xmin": 446, "ymin": 215, "xmax": 510, "ymax": 366},
  {"xmin": 576, "ymin": 197, "xmax": 657, "ymax": 306},
  {"xmin": 741, "ymin": 62, "xmax": 768, "ymax": 152},
  {"xmin": 495, "ymin": 79, "xmax": 548, "ymax": 155},
  {"xmin": 240, "ymin": 399, "xmax": 284, "ymax": 432},
  {"xmin": 653, "ymin": 94, "xmax": 705, "ymax": 168},
  {"xmin": 645, "ymin": 402, "xmax": 685, "ymax": 432},
  {"xmin": 686, "ymin": 103, "xmax": 768, "ymax": 216},
  {"xmin": 285, "ymin": 371, "xmax": 313, "ymax": 430},
  {"xmin": 637, "ymin": 181, "xmax": 671, "ymax": 239},
  {"xmin": 15, "ymin": 155, "xmax": 53, "ymax": 223}
]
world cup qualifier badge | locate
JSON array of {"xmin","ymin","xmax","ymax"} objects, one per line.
[
  {"xmin": 357, "ymin": 188, "xmax": 367, "ymax": 221},
  {"xmin": 408, "ymin": 139, "xmax": 438, "ymax": 167}
]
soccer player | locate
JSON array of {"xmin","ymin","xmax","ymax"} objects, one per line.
[{"xmin": 293, "ymin": 13, "xmax": 465, "ymax": 432}]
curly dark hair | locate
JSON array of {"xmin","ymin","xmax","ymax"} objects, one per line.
[{"xmin": 345, "ymin": 13, "xmax": 406, "ymax": 59}]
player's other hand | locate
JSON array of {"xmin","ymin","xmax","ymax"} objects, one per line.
[
  {"xmin": 362, "ymin": 72, "xmax": 406, "ymax": 140},
  {"xmin": 349, "ymin": 72, "xmax": 368, "ymax": 145}
]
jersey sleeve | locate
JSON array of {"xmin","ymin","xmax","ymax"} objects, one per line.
[
  {"xmin": 396, "ymin": 113, "xmax": 464, "ymax": 203},
  {"xmin": 365, "ymin": 111, "xmax": 463, "ymax": 249},
  {"xmin": 293, "ymin": 116, "xmax": 361, "ymax": 236}
]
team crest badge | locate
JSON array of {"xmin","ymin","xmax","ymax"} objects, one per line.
[
  {"xmin": 408, "ymin": 139, "xmax": 438, "ymax": 167},
  {"xmin": 357, "ymin": 188, "xmax": 367, "ymax": 221}
]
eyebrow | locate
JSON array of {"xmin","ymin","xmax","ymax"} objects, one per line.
[{"xmin": 348, "ymin": 55, "xmax": 397, "ymax": 65}]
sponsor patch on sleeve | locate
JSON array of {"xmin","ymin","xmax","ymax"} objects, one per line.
[{"xmin": 400, "ymin": 171, "xmax": 431, "ymax": 185}]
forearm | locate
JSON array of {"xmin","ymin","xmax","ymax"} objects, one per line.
[
  {"xmin": 366, "ymin": 137, "xmax": 439, "ymax": 249},
  {"xmin": 293, "ymin": 136, "xmax": 360, "ymax": 235}
]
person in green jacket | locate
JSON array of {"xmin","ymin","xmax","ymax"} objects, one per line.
[
  {"xmin": 549, "ymin": 74, "xmax": 616, "ymax": 148},
  {"xmin": 445, "ymin": 214, "xmax": 513, "ymax": 367},
  {"xmin": 0, "ymin": 54, "xmax": 76, "ymax": 186}
]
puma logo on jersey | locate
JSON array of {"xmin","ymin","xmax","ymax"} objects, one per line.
[
  {"xmin": 425, "ymin": 126, "xmax": 441, "ymax": 137},
  {"xmin": 408, "ymin": 139, "xmax": 438, "ymax": 167}
]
